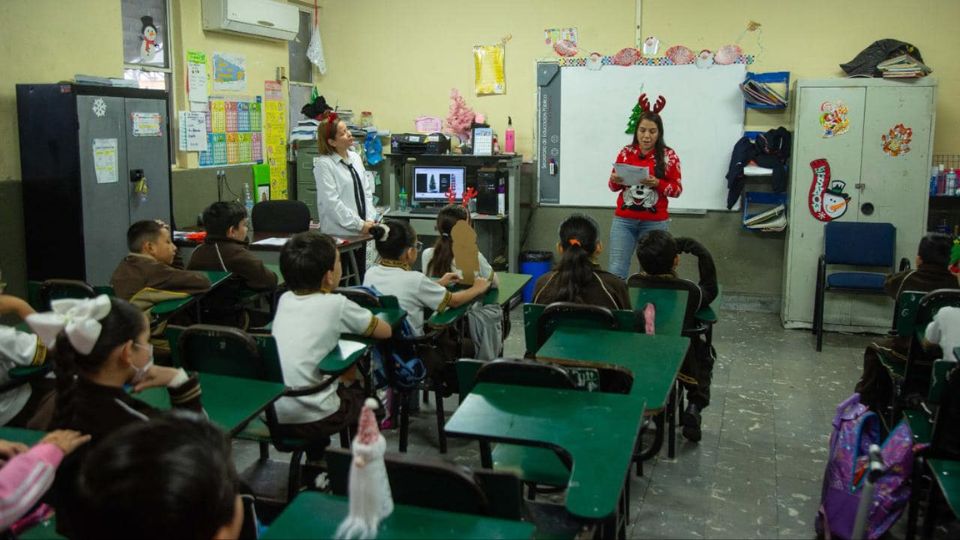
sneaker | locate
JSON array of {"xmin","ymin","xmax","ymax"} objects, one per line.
[{"xmin": 681, "ymin": 403, "xmax": 702, "ymax": 442}]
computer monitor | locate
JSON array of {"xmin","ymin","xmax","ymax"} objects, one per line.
[{"xmin": 412, "ymin": 166, "xmax": 466, "ymax": 204}]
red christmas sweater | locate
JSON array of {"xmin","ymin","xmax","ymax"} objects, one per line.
[{"xmin": 608, "ymin": 145, "xmax": 682, "ymax": 221}]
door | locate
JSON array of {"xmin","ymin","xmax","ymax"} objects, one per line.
[
  {"xmin": 77, "ymin": 94, "xmax": 129, "ymax": 286},
  {"xmin": 782, "ymin": 85, "xmax": 866, "ymax": 327},
  {"xmin": 851, "ymin": 84, "xmax": 935, "ymax": 326},
  {"xmin": 125, "ymin": 97, "xmax": 172, "ymax": 225}
]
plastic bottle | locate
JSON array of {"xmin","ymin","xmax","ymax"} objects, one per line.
[
  {"xmin": 948, "ymin": 169, "xmax": 957, "ymax": 197},
  {"xmin": 931, "ymin": 166, "xmax": 940, "ymax": 197},
  {"xmin": 492, "ymin": 135, "xmax": 500, "ymax": 154},
  {"xmin": 398, "ymin": 185, "xmax": 408, "ymax": 211},
  {"xmin": 504, "ymin": 116, "xmax": 515, "ymax": 154},
  {"xmin": 497, "ymin": 179, "xmax": 506, "ymax": 215},
  {"xmin": 243, "ymin": 182, "xmax": 254, "ymax": 231},
  {"xmin": 938, "ymin": 164, "xmax": 946, "ymax": 195}
]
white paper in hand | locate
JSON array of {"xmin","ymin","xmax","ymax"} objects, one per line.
[{"xmin": 613, "ymin": 163, "xmax": 650, "ymax": 186}]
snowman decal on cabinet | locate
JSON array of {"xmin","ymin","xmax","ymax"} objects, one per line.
[
  {"xmin": 808, "ymin": 158, "xmax": 852, "ymax": 222},
  {"xmin": 622, "ymin": 183, "xmax": 659, "ymax": 213}
]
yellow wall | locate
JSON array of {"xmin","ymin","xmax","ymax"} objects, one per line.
[
  {"xmin": 3, "ymin": 0, "xmax": 960, "ymax": 179},
  {"xmin": 313, "ymin": 0, "xmax": 960, "ymax": 158}
]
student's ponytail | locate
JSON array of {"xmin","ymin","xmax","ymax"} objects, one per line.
[
  {"xmin": 48, "ymin": 297, "xmax": 145, "ymax": 428},
  {"xmin": 552, "ymin": 214, "xmax": 600, "ymax": 303},
  {"xmin": 427, "ymin": 205, "xmax": 469, "ymax": 277},
  {"xmin": 370, "ymin": 219, "xmax": 417, "ymax": 260}
]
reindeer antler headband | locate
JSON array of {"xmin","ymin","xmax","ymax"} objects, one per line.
[{"xmin": 625, "ymin": 93, "xmax": 667, "ymax": 134}]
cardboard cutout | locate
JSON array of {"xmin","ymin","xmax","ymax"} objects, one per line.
[{"xmin": 451, "ymin": 220, "xmax": 480, "ymax": 285}]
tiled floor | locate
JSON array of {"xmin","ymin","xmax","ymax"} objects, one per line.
[{"xmin": 235, "ymin": 307, "xmax": 878, "ymax": 539}]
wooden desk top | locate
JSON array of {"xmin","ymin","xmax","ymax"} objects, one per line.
[
  {"xmin": 444, "ymin": 382, "xmax": 644, "ymax": 520},
  {"xmin": 262, "ymin": 492, "xmax": 535, "ymax": 539},
  {"xmin": 537, "ymin": 327, "xmax": 689, "ymax": 409}
]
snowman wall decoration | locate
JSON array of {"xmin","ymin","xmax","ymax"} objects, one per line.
[
  {"xmin": 623, "ymin": 183, "xmax": 659, "ymax": 213},
  {"xmin": 139, "ymin": 16, "xmax": 161, "ymax": 63},
  {"xmin": 808, "ymin": 158, "xmax": 851, "ymax": 222}
]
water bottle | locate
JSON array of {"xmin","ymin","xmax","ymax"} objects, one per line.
[
  {"xmin": 947, "ymin": 169, "xmax": 957, "ymax": 197},
  {"xmin": 243, "ymin": 182, "xmax": 255, "ymax": 230},
  {"xmin": 931, "ymin": 166, "xmax": 939, "ymax": 197},
  {"xmin": 938, "ymin": 164, "xmax": 946, "ymax": 195},
  {"xmin": 398, "ymin": 185, "xmax": 408, "ymax": 212}
]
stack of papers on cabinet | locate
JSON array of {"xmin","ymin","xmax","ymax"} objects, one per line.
[{"xmin": 877, "ymin": 54, "xmax": 931, "ymax": 79}]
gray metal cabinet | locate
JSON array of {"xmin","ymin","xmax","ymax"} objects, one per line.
[
  {"xmin": 781, "ymin": 78, "xmax": 936, "ymax": 331},
  {"xmin": 17, "ymin": 84, "xmax": 172, "ymax": 286},
  {"xmin": 295, "ymin": 145, "xmax": 320, "ymax": 221}
]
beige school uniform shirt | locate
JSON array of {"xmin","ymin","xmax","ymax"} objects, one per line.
[
  {"xmin": 271, "ymin": 291, "xmax": 377, "ymax": 424},
  {"xmin": 363, "ymin": 264, "xmax": 452, "ymax": 336},
  {"xmin": 0, "ymin": 327, "xmax": 45, "ymax": 425}
]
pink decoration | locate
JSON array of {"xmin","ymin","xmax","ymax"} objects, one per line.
[
  {"xmin": 554, "ymin": 39, "xmax": 578, "ymax": 57},
  {"xmin": 612, "ymin": 47, "xmax": 641, "ymax": 66},
  {"xmin": 445, "ymin": 89, "xmax": 476, "ymax": 142},
  {"xmin": 643, "ymin": 303, "xmax": 656, "ymax": 335},
  {"xmin": 714, "ymin": 44, "xmax": 743, "ymax": 65},
  {"xmin": 665, "ymin": 45, "xmax": 695, "ymax": 64}
]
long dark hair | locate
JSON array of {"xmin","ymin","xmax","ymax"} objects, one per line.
[
  {"xmin": 370, "ymin": 219, "xmax": 417, "ymax": 260},
  {"xmin": 52, "ymin": 297, "xmax": 145, "ymax": 429},
  {"xmin": 631, "ymin": 111, "xmax": 667, "ymax": 179},
  {"xmin": 68, "ymin": 412, "xmax": 240, "ymax": 540},
  {"xmin": 551, "ymin": 214, "xmax": 600, "ymax": 303},
  {"xmin": 426, "ymin": 204, "xmax": 469, "ymax": 277}
]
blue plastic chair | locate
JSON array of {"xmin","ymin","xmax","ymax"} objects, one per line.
[{"xmin": 813, "ymin": 222, "xmax": 896, "ymax": 351}]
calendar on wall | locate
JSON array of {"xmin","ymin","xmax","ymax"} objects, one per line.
[{"xmin": 198, "ymin": 95, "xmax": 264, "ymax": 167}]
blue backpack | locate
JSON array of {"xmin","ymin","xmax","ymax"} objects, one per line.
[{"xmin": 343, "ymin": 286, "xmax": 425, "ymax": 389}]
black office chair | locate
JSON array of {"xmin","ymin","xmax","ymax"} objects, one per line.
[
  {"xmin": 37, "ymin": 279, "xmax": 97, "ymax": 311},
  {"xmin": 251, "ymin": 200, "xmax": 311, "ymax": 233}
]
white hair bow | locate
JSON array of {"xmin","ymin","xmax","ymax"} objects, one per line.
[{"xmin": 26, "ymin": 295, "xmax": 112, "ymax": 355}]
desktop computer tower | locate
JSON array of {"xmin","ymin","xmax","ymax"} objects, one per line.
[{"xmin": 476, "ymin": 168, "xmax": 506, "ymax": 215}]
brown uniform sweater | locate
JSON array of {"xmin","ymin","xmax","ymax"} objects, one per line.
[
  {"xmin": 533, "ymin": 268, "xmax": 631, "ymax": 311},
  {"xmin": 186, "ymin": 237, "xmax": 278, "ymax": 291},
  {"xmin": 110, "ymin": 253, "xmax": 211, "ymax": 301}
]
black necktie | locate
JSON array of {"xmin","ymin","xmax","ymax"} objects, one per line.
[{"xmin": 341, "ymin": 160, "xmax": 366, "ymax": 219}]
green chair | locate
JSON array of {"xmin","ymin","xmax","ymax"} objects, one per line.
[
  {"xmin": 170, "ymin": 324, "xmax": 341, "ymax": 503},
  {"xmin": 456, "ymin": 358, "xmax": 576, "ymax": 500},
  {"xmin": 36, "ymin": 279, "xmax": 97, "ymax": 310},
  {"xmin": 326, "ymin": 446, "xmax": 524, "ymax": 521},
  {"xmin": 896, "ymin": 289, "xmax": 960, "ymax": 421},
  {"xmin": 335, "ymin": 287, "xmax": 453, "ymax": 454},
  {"xmin": 522, "ymin": 302, "xmax": 640, "ymax": 357}
]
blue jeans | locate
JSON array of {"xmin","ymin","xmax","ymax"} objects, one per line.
[{"xmin": 608, "ymin": 216, "xmax": 670, "ymax": 279}]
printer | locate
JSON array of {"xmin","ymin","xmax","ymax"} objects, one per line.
[{"xmin": 390, "ymin": 132, "xmax": 450, "ymax": 155}]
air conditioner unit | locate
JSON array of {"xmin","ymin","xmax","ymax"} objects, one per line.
[{"xmin": 202, "ymin": 0, "xmax": 299, "ymax": 42}]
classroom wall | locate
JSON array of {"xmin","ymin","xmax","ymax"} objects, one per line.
[{"xmin": 3, "ymin": 0, "xmax": 959, "ymax": 303}]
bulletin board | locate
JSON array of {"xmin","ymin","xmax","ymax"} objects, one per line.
[
  {"xmin": 198, "ymin": 96, "xmax": 264, "ymax": 167},
  {"xmin": 537, "ymin": 61, "xmax": 747, "ymax": 210}
]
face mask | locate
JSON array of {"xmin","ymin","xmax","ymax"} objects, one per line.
[{"xmin": 130, "ymin": 342, "xmax": 154, "ymax": 384}]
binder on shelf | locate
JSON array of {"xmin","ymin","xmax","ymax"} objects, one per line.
[
  {"xmin": 742, "ymin": 191, "xmax": 788, "ymax": 232},
  {"xmin": 742, "ymin": 72, "xmax": 789, "ymax": 110}
]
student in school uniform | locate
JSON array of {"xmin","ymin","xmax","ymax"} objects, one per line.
[
  {"xmin": 855, "ymin": 233, "xmax": 959, "ymax": 409},
  {"xmin": 26, "ymin": 295, "xmax": 204, "ymax": 442},
  {"xmin": 271, "ymin": 231, "xmax": 391, "ymax": 461},
  {"xmin": 188, "ymin": 201, "xmax": 277, "ymax": 327},
  {"xmin": 363, "ymin": 220, "xmax": 490, "ymax": 336},
  {"xmin": 423, "ymin": 204, "xmax": 497, "ymax": 283},
  {"xmin": 313, "ymin": 112, "xmax": 376, "ymax": 275},
  {"xmin": 110, "ymin": 220, "xmax": 211, "ymax": 307},
  {"xmin": 533, "ymin": 214, "xmax": 631, "ymax": 311},
  {"xmin": 0, "ymin": 294, "xmax": 54, "ymax": 430},
  {"xmin": 188, "ymin": 201, "xmax": 277, "ymax": 291},
  {"xmin": 59, "ymin": 414, "xmax": 245, "ymax": 540},
  {"xmin": 635, "ymin": 229, "xmax": 718, "ymax": 442}
]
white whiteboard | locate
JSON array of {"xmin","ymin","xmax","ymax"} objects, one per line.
[{"xmin": 557, "ymin": 64, "xmax": 746, "ymax": 210}]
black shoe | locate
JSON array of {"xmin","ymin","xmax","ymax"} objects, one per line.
[{"xmin": 681, "ymin": 403, "xmax": 702, "ymax": 442}]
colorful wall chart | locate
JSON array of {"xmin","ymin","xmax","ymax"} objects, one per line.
[
  {"xmin": 263, "ymin": 81, "xmax": 287, "ymax": 199},
  {"xmin": 198, "ymin": 96, "xmax": 263, "ymax": 167}
]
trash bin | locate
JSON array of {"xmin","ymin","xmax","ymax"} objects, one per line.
[{"xmin": 519, "ymin": 250, "xmax": 553, "ymax": 303}]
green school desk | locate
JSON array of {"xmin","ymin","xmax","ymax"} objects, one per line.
[
  {"xmin": 427, "ymin": 272, "xmax": 531, "ymax": 326},
  {"xmin": 150, "ymin": 270, "xmax": 233, "ymax": 318},
  {"xmin": 537, "ymin": 327, "xmax": 690, "ymax": 459},
  {"xmin": 261, "ymin": 492, "xmax": 535, "ymax": 540},
  {"xmin": 17, "ymin": 517, "xmax": 62, "ymax": 540},
  {"xmin": 137, "ymin": 372, "xmax": 282, "ymax": 435},
  {"xmin": 316, "ymin": 339, "xmax": 372, "ymax": 374},
  {"xmin": 925, "ymin": 459, "xmax": 960, "ymax": 533},
  {"xmin": 628, "ymin": 288, "xmax": 688, "ymax": 336},
  {"xmin": 0, "ymin": 426, "xmax": 45, "ymax": 445},
  {"xmin": 444, "ymin": 382, "xmax": 644, "ymax": 522}
]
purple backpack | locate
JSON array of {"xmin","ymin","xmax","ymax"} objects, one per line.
[{"xmin": 816, "ymin": 393, "xmax": 924, "ymax": 540}]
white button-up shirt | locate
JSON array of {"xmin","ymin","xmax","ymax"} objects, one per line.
[{"xmin": 313, "ymin": 150, "xmax": 375, "ymax": 237}]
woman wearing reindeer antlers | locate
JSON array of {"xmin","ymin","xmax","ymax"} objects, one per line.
[{"xmin": 606, "ymin": 93, "xmax": 683, "ymax": 279}]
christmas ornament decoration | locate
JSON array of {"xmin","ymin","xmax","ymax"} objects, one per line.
[
  {"xmin": 665, "ymin": 45, "xmax": 695, "ymax": 64},
  {"xmin": 881, "ymin": 123, "xmax": 912, "ymax": 157},
  {"xmin": 808, "ymin": 159, "xmax": 851, "ymax": 222},
  {"xmin": 335, "ymin": 399, "xmax": 394, "ymax": 540},
  {"xmin": 714, "ymin": 44, "xmax": 743, "ymax": 65}
]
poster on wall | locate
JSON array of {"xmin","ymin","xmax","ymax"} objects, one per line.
[
  {"xmin": 212, "ymin": 52, "xmax": 247, "ymax": 92},
  {"xmin": 198, "ymin": 96, "xmax": 263, "ymax": 167},
  {"xmin": 264, "ymin": 82, "xmax": 288, "ymax": 199},
  {"xmin": 186, "ymin": 50, "xmax": 208, "ymax": 103}
]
